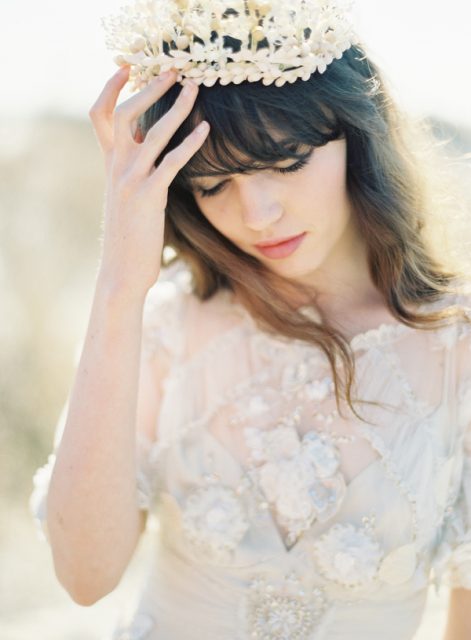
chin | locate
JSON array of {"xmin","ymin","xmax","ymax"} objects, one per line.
[{"xmin": 267, "ymin": 263, "xmax": 322, "ymax": 283}]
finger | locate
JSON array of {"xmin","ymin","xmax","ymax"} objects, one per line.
[
  {"xmin": 113, "ymin": 70, "xmax": 179, "ymax": 146},
  {"xmin": 151, "ymin": 121, "xmax": 210, "ymax": 189},
  {"xmin": 89, "ymin": 66, "xmax": 131, "ymax": 153},
  {"xmin": 137, "ymin": 80, "xmax": 200, "ymax": 171}
]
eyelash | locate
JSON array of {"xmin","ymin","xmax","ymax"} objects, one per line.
[{"xmin": 195, "ymin": 157, "xmax": 311, "ymax": 199}]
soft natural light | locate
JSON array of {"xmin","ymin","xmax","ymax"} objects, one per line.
[{"xmin": 1, "ymin": 0, "xmax": 470, "ymax": 127}]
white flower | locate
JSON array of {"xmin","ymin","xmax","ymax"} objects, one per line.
[
  {"xmin": 259, "ymin": 457, "xmax": 317, "ymax": 516},
  {"xmin": 312, "ymin": 523, "xmax": 384, "ymax": 588},
  {"xmin": 301, "ymin": 431, "xmax": 339, "ymax": 478},
  {"xmin": 182, "ymin": 484, "xmax": 249, "ymax": 557},
  {"xmin": 101, "ymin": 0, "xmax": 359, "ymax": 91},
  {"xmin": 246, "ymin": 426, "xmax": 346, "ymax": 540},
  {"xmin": 303, "ymin": 474, "xmax": 346, "ymax": 523}
]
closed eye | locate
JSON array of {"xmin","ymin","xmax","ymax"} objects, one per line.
[{"xmin": 194, "ymin": 155, "xmax": 312, "ymax": 199}]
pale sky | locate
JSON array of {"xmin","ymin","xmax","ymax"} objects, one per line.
[{"xmin": 0, "ymin": 0, "xmax": 470, "ymax": 127}]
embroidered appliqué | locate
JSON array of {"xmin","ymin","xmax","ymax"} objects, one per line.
[
  {"xmin": 244, "ymin": 425, "xmax": 346, "ymax": 547},
  {"xmin": 311, "ymin": 520, "xmax": 383, "ymax": 589},
  {"xmin": 311, "ymin": 517, "xmax": 418, "ymax": 590},
  {"xmin": 181, "ymin": 482, "xmax": 250, "ymax": 561}
]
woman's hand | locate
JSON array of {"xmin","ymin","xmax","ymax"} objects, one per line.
[{"xmin": 88, "ymin": 66, "xmax": 209, "ymax": 299}]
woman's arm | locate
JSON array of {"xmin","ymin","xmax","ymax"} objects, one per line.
[
  {"xmin": 45, "ymin": 276, "xmax": 159, "ymax": 607},
  {"xmin": 443, "ymin": 588, "xmax": 471, "ymax": 639}
]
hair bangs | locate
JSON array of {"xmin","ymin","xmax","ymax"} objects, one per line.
[{"xmin": 140, "ymin": 78, "xmax": 344, "ymax": 192}]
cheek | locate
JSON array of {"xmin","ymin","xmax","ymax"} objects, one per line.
[
  {"xmin": 297, "ymin": 146, "xmax": 348, "ymax": 219},
  {"xmin": 194, "ymin": 197, "xmax": 217, "ymax": 223},
  {"xmin": 194, "ymin": 198, "xmax": 235, "ymax": 237},
  {"xmin": 310, "ymin": 146, "xmax": 347, "ymax": 197}
]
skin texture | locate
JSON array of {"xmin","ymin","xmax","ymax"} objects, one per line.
[
  {"xmin": 43, "ymin": 68, "xmax": 211, "ymax": 606},
  {"xmin": 190, "ymin": 137, "xmax": 392, "ymax": 336},
  {"xmin": 444, "ymin": 588, "xmax": 471, "ymax": 640}
]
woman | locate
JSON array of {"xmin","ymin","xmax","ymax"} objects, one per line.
[{"xmin": 30, "ymin": 1, "xmax": 471, "ymax": 638}]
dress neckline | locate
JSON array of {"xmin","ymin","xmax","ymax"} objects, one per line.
[{"xmin": 219, "ymin": 289, "xmax": 419, "ymax": 352}]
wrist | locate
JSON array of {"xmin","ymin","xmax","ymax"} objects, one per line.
[{"xmin": 95, "ymin": 267, "xmax": 152, "ymax": 308}]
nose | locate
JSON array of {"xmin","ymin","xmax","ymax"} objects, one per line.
[{"xmin": 237, "ymin": 176, "xmax": 284, "ymax": 231}]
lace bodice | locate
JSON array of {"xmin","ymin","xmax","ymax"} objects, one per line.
[{"xmin": 30, "ymin": 264, "xmax": 471, "ymax": 640}]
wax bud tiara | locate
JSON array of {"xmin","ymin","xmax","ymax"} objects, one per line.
[{"xmin": 101, "ymin": 0, "xmax": 360, "ymax": 91}]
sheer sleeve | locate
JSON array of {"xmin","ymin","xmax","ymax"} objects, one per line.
[
  {"xmin": 29, "ymin": 264, "xmax": 191, "ymax": 542},
  {"xmin": 132, "ymin": 269, "xmax": 191, "ymax": 510},
  {"xmin": 432, "ymin": 298, "xmax": 471, "ymax": 590}
]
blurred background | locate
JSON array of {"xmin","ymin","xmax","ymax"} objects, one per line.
[{"xmin": 1, "ymin": 0, "xmax": 470, "ymax": 638}]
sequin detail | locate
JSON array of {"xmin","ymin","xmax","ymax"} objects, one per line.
[{"xmin": 242, "ymin": 572, "xmax": 328, "ymax": 639}]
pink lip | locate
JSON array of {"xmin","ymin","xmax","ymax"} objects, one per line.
[{"xmin": 254, "ymin": 232, "xmax": 307, "ymax": 259}]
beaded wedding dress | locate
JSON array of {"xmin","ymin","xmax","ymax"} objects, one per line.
[{"xmin": 30, "ymin": 264, "xmax": 471, "ymax": 640}]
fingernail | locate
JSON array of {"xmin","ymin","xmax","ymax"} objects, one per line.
[{"xmin": 195, "ymin": 121, "xmax": 210, "ymax": 135}]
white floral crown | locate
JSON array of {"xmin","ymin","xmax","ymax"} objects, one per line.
[{"xmin": 101, "ymin": 0, "xmax": 360, "ymax": 91}]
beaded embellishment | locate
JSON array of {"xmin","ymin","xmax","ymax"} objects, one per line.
[{"xmin": 241, "ymin": 572, "xmax": 328, "ymax": 640}]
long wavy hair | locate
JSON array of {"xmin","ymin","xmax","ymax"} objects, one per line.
[{"xmin": 138, "ymin": 43, "xmax": 471, "ymax": 420}]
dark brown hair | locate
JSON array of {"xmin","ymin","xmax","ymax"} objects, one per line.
[{"xmin": 138, "ymin": 43, "xmax": 471, "ymax": 421}]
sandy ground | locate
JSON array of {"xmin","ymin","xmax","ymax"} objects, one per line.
[{"xmin": 0, "ymin": 505, "xmax": 450, "ymax": 640}]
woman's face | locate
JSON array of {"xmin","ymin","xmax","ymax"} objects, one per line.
[{"xmin": 189, "ymin": 137, "xmax": 360, "ymax": 286}]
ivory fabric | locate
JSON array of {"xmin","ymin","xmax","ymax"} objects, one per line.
[{"xmin": 30, "ymin": 265, "xmax": 471, "ymax": 640}]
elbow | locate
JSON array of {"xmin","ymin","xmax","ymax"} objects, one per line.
[
  {"xmin": 61, "ymin": 575, "xmax": 120, "ymax": 607},
  {"xmin": 54, "ymin": 561, "xmax": 122, "ymax": 607},
  {"xmin": 68, "ymin": 589, "xmax": 110, "ymax": 607},
  {"xmin": 69, "ymin": 591, "xmax": 102, "ymax": 607}
]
